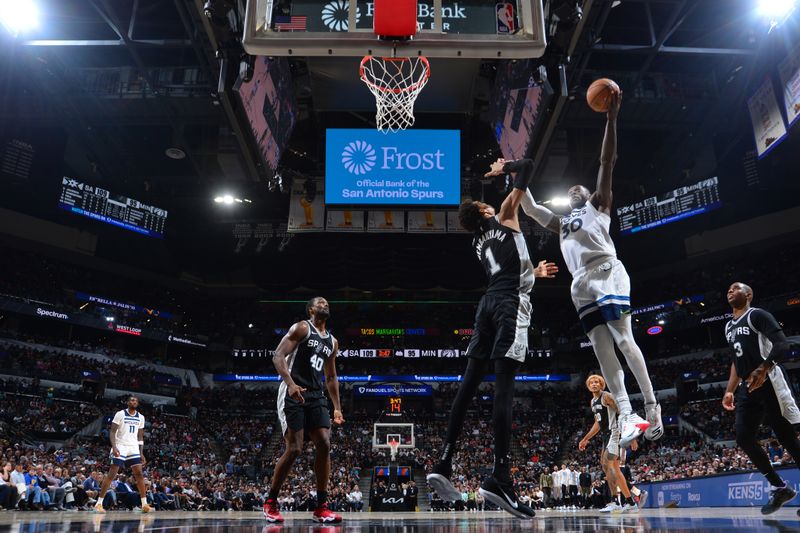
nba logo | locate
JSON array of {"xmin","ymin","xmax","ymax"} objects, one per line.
[
  {"xmin": 496, "ymin": 3, "xmax": 515, "ymax": 33},
  {"xmin": 657, "ymin": 491, "xmax": 664, "ymax": 507}
]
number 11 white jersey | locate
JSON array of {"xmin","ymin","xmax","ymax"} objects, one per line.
[
  {"xmin": 559, "ymin": 201, "xmax": 617, "ymax": 276},
  {"xmin": 112, "ymin": 409, "xmax": 145, "ymax": 447}
]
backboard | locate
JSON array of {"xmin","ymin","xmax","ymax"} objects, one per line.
[
  {"xmin": 373, "ymin": 422, "xmax": 415, "ymax": 450},
  {"xmin": 243, "ymin": 0, "xmax": 546, "ymax": 58}
]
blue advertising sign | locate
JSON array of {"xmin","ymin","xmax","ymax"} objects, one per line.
[
  {"xmin": 325, "ymin": 129, "xmax": 460, "ymax": 206},
  {"xmin": 353, "ymin": 384, "xmax": 433, "ymax": 397},
  {"xmin": 639, "ymin": 467, "xmax": 800, "ymax": 508},
  {"xmin": 213, "ymin": 373, "xmax": 571, "ymax": 382}
]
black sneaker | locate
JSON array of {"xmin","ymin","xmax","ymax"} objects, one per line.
[
  {"xmin": 426, "ymin": 463, "xmax": 462, "ymax": 502},
  {"xmin": 761, "ymin": 484, "xmax": 796, "ymax": 515},
  {"xmin": 478, "ymin": 476, "xmax": 535, "ymax": 519}
]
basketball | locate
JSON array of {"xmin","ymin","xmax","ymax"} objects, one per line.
[{"xmin": 586, "ymin": 78, "xmax": 620, "ymax": 113}]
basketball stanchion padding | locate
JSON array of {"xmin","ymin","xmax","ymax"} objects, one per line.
[{"xmin": 374, "ymin": 0, "xmax": 418, "ymax": 40}]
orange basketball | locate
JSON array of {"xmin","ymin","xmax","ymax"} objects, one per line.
[{"xmin": 586, "ymin": 78, "xmax": 620, "ymax": 113}]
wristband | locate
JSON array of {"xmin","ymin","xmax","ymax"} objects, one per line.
[{"xmin": 138, "ymin": 441, "xmax": 144, "ymax": 446}]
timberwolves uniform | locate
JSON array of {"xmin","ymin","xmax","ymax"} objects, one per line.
[
  {"xmin": 560, "ymin": 201, "xmax": 630, "ymax": 333},
  {"xmin": 277, "ymin": 320, "xmax": 335, "ymax": 435},
  {"xmin": 725, "ymin": 308, "xmax": 800, "ymax": 431},
  {"xmin": 466, "ymin": 215, "xmax": 534, "ymax": 362},
  {"xmin": 110, "ymin": 409, "xmax": 145, "ymax": 468},
  {"xmin": 591, "ymin": 393, "xmax": 621, "ymax": 457}
]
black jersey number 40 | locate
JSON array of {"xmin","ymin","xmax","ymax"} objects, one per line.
[{"xmin": 561, "ymin": 218, "xmax": 583, "ymax": 239}]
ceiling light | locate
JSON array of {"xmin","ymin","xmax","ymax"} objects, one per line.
[
  {"xmin": 223, "ymin": 195, "xmax": 234, "ymax": 205},
  {"xmin": 0, "ymin": 0, "xmax": 39, "ymax": 35},
  {"xmin": 165, "ymin": 147, "xmax": 186, "ymax": 160},
  {"xmin": 757, "ymin": 0, "xmax": 796, "ymax": 19},
  {"xmin": 214, "ymin": 197, "xmax": 223, "ymax": 203},
  {"xmin": 657, "ymin": 319, "xmax": 665, "ymax": 325},
  {"xmin": 550, "ymin": 196, "xmax": 570, "ymax": 207}
]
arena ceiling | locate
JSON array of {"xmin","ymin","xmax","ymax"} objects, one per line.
[{"xmin": 0, "ymin": 0, "xmax": 797, "ymax": 292}]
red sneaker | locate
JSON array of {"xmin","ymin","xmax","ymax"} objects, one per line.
[
  {"xmin": 263, "ymin": 499, "xmax": 284, "ymax": 523},
  {"xmin": 312, "ymin": 503, "xmax": 342, "ymax": 523}
]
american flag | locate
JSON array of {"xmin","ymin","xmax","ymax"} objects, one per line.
[{"xmin": 274, "ymin": 15, "xmax": 307, "ymax": 31}]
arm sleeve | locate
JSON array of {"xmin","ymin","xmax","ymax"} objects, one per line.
[
  {"xmin": 750, "ymin": 309, "xmax": 789, "ymax": 365},
  {"xmin": 502, "ymin": 159, "xmax": 535, "ymax": 190},
  {"xmin": 519, "ymin": 189, "xmax": 556, "ymax": 227}
]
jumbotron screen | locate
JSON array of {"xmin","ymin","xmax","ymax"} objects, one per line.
[
  {"xmin": 58, "ymin": 177, "xmax": 168, "ymax": 238},
  {"xmin": 616, "ymin": 177, "xmax": 721, "ymax": 235}
]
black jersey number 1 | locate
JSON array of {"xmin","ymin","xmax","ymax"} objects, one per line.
[{"xmin": 485, "ymin": 248, "xmax": 501, "ymax": 275}]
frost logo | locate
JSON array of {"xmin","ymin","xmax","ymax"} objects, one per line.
[
  {"xmin": 341, "ymin": 140, "xmax": 376, "ymax": 175},
  {"xmin": 321, "ymin": 0, "xmax": 361, "ymax": 31}
]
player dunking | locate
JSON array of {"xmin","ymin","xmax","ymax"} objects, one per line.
[
  {"xmin": 263, "ymin": 297, "xmax": 344, "ymax": 524},
  {"xmin": 426, "ymin": 157, "xmax": 558, "ymax": 519},
  {"xmin": 722, "ymin": 282, "xmax": 800, "ymax": 515},
  {"xmin": 519, "ymin": 92, "xmax": 661, "ymax": 447},
  {"xmin": 94, "ymin": 396, "xmax": 151, "ymax": 513},
  {"xmin": 578, "ymin": 375, "xmax": 640, "ymax": 513}
]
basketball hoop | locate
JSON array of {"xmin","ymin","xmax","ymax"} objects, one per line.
[
  {"xmin": 388, "ymin": 439, "xmax": 400, "ymax": 462},
  {"xmin": 360, "ymin": 55, "xmax": 430, "ymax": 133}
]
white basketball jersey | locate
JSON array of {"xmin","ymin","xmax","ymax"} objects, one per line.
[
  {"xmin": 559, "ymin": 201, "xmax": 617, "ymax": 276},
  {"xmin": 112, "ymin": 409, "xmax": 145, "ymax": 447}
]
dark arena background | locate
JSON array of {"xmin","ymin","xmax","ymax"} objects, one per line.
[{"xmin": 1, "ymin": 0, "xmax": 800, "ymax": 531}]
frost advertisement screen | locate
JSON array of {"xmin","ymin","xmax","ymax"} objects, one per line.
[{"xmin": 325, "ymin": 129, "xmax": 460, "ymax": 206}]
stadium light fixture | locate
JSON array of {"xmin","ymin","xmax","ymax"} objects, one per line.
[
  {"xmin": 549, "ymin": 196, "xmax": 571, "ymax": 207},
  {"xmin": 758, "ymin": 0, "xmax": 796, "ymax": 19},
  {"xmin": 657, "ymin": 319, "xmax": 665, "ymax": 325},
  {"xmin": 0, "ymin": 0, "xmax": 39, "ymax": 36}
]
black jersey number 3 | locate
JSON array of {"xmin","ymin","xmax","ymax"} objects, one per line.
[{"xmin": 561, "ymin": 218, "xmax": 583, "ymax": 239}]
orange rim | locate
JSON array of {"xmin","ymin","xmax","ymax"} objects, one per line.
[{"xmin": 359, "ymin": 55, "xmax": 430, "ymax": 95}]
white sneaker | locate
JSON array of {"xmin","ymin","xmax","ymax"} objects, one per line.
[
  {"xmin": 622, "ymin": 502, "xmax": 639, "ymax": 513},
  {"xmin": 644, "ymin": 404, "xmax": 664, "ymax": 440},
  {"xmin": 619, "ymin": 413, "xmax": 650, "ymax": 448},
  {"xmin": 599, "ymin": 502, "xmax": 621, "ymax": 513}
]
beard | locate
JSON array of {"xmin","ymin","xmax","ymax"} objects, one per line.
[{"xmin": 315, "ymin": 308, "xmax": 330, "ymax": 320}]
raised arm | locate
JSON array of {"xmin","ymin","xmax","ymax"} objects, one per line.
[
  {"xmin": 519, "ymin": 189, "xmax": 560, "ymax": 234},
  {"xmin": 590, "ymin": 92, "xmax": 621, "ymax": 214},
  {"xmin": 272, "ymin": 321, "xmax": 310, "ymax": 402},
  {"xmin": 324, "ymin": 338, "xmax": 344, "ymax": 425},
  {"xmin": 484, "ymin": 158, "xmax": 535, "ymax": 231}
]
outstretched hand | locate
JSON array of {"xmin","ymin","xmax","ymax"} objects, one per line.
[
  {"xmin": 534, "ymin": 260, "xmax": 558, "ymax": 278},
  {"xmin": 484, "ymin": 158, "xmax": 506, "ymax": 178}
]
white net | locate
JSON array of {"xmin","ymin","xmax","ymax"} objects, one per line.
[{"xmin": 360, "ymin": 56, "xmax": 430, "ymax": 132}]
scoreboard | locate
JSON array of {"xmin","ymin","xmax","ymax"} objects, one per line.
[
  {"xmin": 616, "ymin": 177, "xmax": 720, "ymax": 235},
  {"xmin": 59, "ymin": 177, "xmax": 168, "ymax": 238}
]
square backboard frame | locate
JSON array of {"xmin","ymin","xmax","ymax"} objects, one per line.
[{"xmin": 243, "ymin": 0, "xmax": 546, "ymax": 58}]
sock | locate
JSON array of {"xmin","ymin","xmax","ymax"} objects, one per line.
[
  {"xmin": 491, "ymin": 359, "xmax": 519, "ymax": 484},
  {"xmin": 141, "ymin": 497, "xmax": 147, "ymax": 507},
  {"xmin": 587, "ymin": 325, "xmax": 632, "ymax": 416},
  {"xmin": 268, "ymin": 489, "xmax": 279, "ymax": 500},
  {"xmin": 317, "ymin": 491, "xmax": 328, "ymax": 507},
  {"xmin": 608, "ymin": 316, "xmax": 657, "ymax": 406},
  {"xmin": 767, "ymin": 473, "xmax": 784, "ymax": 488}
]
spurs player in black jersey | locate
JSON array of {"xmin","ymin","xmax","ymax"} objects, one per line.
[
  {"xmin": 579, "ymin": 375, "xmax": 639, "ymax": 513},
  {"xmin": 426, "ymin": 157, "xmax": 557, "ymax": 519},
  {"xmin": 722, "ymin": 282, "xmax": 800, "ymax": 515},
  {"xmin": 264, "ymin": 297, "xmax": 344, "ymax": 524}
]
